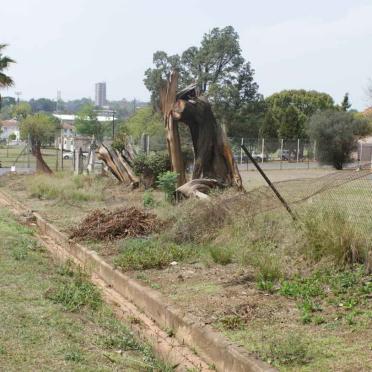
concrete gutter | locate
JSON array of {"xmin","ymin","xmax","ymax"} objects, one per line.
[{"xmin": 0, "ymin": 189, "xmax": 276, "ymax": 372}]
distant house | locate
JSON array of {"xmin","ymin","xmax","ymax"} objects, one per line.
[{"xmin": 0, "ymin": 119, "xmax": 20, "ymax": 142}]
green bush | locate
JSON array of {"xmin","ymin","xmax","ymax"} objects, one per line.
[
  {"xmin": 132, "ymin": 152, "xmax": 170, "ymax": 188},
  {"xmin": 157, "ymin": 171, "xmax": 178, "ymax": 202}
]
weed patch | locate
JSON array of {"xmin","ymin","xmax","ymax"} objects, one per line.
[
  {"xmin": 209, "ymin": 245, "xmax": 233, "ymax": 265},
  {"xmin": 260, "ymin": 333, "xmax": 312, "ymax": 366},
  {"xmin": 114, "ymin": 238, "xmax": 198, "ymax": 270},
  {"xmin": 46, "ymin": 263, "xmax": 102, "ymax": 312}
]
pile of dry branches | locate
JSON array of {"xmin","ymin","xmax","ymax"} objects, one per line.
[{"xmin": 70, "ymin": 207, "xmax": 160, "ymax": 241}]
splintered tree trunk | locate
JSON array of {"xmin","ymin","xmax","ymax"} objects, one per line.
[
  {"xmin": 97, "ymin": 144, "xmax": 139, "ymax": 188},
  {"xmin": 172, "ymin": 97, "xmax": 242, "ymax": 189},
  {"xmin": 32, "ymin": 145, "xmax": 53, "ymax": 174}
]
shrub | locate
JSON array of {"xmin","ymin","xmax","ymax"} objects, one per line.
[
  {"xmin": 302, "ymin": 206, "xmax": 368, "ymax": 265},
  {"xmin": 308, "ymin": 110, "xmax": 371, "ymax": 169},
  {"xmin": 157, "ymin": 171, "xmax": 178, "ymax": 201},
  {"xmin": 132, "ymin": 152, "xmax": 170, "ymax": 188}
]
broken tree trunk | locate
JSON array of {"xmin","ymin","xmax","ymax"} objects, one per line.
[
  {"xmin": 160, "ymin": 72, "xmax": 243, "ymax": 198},
  {"xmin": 97, "ymin": 144, "xmax": 139, "ymax": 188},
  {"xmin": 160, "ymin": 71, "xmax": 186, "ymax": 187},
  {"xmin": 172, "ymin": 96, "xmax": 243, "ymax": 190}
]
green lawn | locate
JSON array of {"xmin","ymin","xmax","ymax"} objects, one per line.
[{"xmin": 0, "ymin": 208, "xmax": 170, "ymax": 371}]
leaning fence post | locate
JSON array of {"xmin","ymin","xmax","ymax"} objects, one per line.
[{"xmin": 241, "ymin": 144, "xmax": 296, "ymax": 221}]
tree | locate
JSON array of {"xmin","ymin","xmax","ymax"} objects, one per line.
[
  {"xmin": 308, "ymin": 110, "xmax": 371, "ymax": 169},
  {"xmin": 265, "ymin": 90, "xmax": 335, "ymax": 139},
  {"xmin": 340, "ymin": 92, "xmax": 351, "ymax": 111},
  {"xmin": 12, "ymin": 102, "xmax": 32, "ymax": 120},
  {"xmin": 75, "ymin": 104, "xmax": 106, "ymax": 142},
  {"xmin": 20, "ymin": 113, "xmax": 57, "ymax": 173},
  {"xmin": 29, "ymin": 98, "xmax": 56, "ymax": 113},
  {"xmin": 144, "ymin": 26, "xmax": 262, "ymax": 135},
  {"xmin": 0, "ymin": 44, "xmax": 15, "ymax": 109}
]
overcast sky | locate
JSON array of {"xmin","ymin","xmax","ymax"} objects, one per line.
[{"xmin": 1, "ymin": 0, "xmax": 372, "ymax": 110}]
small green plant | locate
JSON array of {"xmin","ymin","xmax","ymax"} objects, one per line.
[
  {"xmin": 209, "ymin": 245, "xmax": 233, "ymax": 265},
  {"xmin": 46, "ymin": 263, "xmax": 102, "ymax": 312},
  {"xmin": 143, "ymin": 190, "xmax": 155, "ymax": 208},
  {"xmin": 64, "ymin": 349, "xmax": 84, "ymax": 363},
  {"xmin": 157, "ymin": 171, "xmax": 178, "ymax": 202},
  {"xmin": 219, "ymin": 314, "xmax": 245, "ymax": 330}
]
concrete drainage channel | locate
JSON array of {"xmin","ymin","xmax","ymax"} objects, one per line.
[{"xmin": 0, "ymin": 189, "xmax": 276, "ymax": 372}]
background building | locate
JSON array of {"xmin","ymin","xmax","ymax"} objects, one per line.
[{"xmin": 95, "ymin": 82, "xmax": 106, "ymax": 107}]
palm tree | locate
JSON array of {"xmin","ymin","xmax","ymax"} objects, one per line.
[{"xmin": 0, "ymin": 44, "xmax": 15, "ymax": 109}]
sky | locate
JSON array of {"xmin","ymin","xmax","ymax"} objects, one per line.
[{"xmin": 1, "ymin": 0, "xmax": 372, "ymax": 110}]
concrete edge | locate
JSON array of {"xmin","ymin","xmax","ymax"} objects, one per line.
[{"xmin": 0, "ymin": 189, "xmax": 276, "ymax": 372}]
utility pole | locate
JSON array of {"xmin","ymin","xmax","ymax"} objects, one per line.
[{"xmin": 15, "ymin": 91, "xmax": 22, "ymax": 104}]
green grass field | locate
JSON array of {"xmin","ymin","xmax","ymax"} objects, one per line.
[{"xmin": 0, "ymin": 208, "xmax": 169, "ymax": 371}]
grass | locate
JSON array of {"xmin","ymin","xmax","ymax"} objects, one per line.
[
  {"xmin": 1, "ymin": 169, "xmax": 372, "ymax": 371},
  {"xmin": 27, "ymin": 173, "xmax": 105, "ymax": 202},
  {"xmin": 0, "ymin": 209, "xmax": 170, "ymax": 371},
  {"xmin": 114, "ymin": 238, "xmax": 198, "ymax": 270}
]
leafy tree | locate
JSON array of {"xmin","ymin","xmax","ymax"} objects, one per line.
[
  {"xmin": 340, "ymin": 92, "xmax": 351, "ymax": 111},
  {"xmin": 308, "ymin": 110, "xmax": 371, "ymax": 169},
  {"xmin": 144, "ymin": 26, "xmax": 262, "ymax": 135},
  {"xmin": 20, "ymin": 113, "xmax": 58, "ymax": 173},
  {"xmin": 29, "ymin": 98, "xmax": 56, "ymax": 113},
  {"xmin": 12, "ymin": 102, "xmax": 32, "ymax": 119},
  {"xmin": 75, "ymin": 104, "xmax": 106, "ymax": 142},
  {"xmin": 117, "ymin": 106, "xmax": 164, "ymax": 141},
  {"xmin": 264, "ymin": 90, "xmax": 335, "ymax": 140},
  {"xmin": 0, "ymin": 44, "xmax": 15, "ymax": 109}
]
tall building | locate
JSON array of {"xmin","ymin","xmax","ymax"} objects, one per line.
[{"xmin": 95, "ymin": 82, "xmax": 106, "ymax": 107}]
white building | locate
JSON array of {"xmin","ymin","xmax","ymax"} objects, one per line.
[{"xmin": 0, "ymin": 119, "xmax": 20, "ymax": 142}]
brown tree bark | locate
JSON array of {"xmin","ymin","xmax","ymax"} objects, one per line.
[
  {"xmin": 97, "ymin": 144, "xmax": 139, "ymax": 188},
  {"xmin": 172, "ymin": 97, "xmax": 243, "ymax": 190},
  {"xmin": 160, "ymin": 73, "xmax": 243, "ymax": 195},
  {"xmin": 32, "ymin": 145, "xmax": 53, "ymax": 174}
]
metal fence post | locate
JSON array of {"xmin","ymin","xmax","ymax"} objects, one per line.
[
  {"xmin": 313, "ymin": 141, "xmax": 316, "ymax": 162},
  {"xmin": 240, "ymin": 138, "xmax": 243, "ymax": 165},
  {"xmin": 297, "ymin": 138, "xmax": 300, "ymax": 165},
  {"xmin": 360, "ymin": 142, "xmax": 363, "ymax": 167},
  {"xmin": 280, "ymin": 138, "xmax": 283, "ymax": 170}
]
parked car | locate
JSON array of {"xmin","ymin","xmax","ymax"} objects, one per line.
[
  {"xmin": 281, "ymin": 149, "xmax": 290, "ymax": 161},
  {"xmin": 251, "ymin": 151, "xmax": 268, "ymax": 162},
  {"xmin": 63, "ymin": 151, "xmax": 87, "ymax": 160}
]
